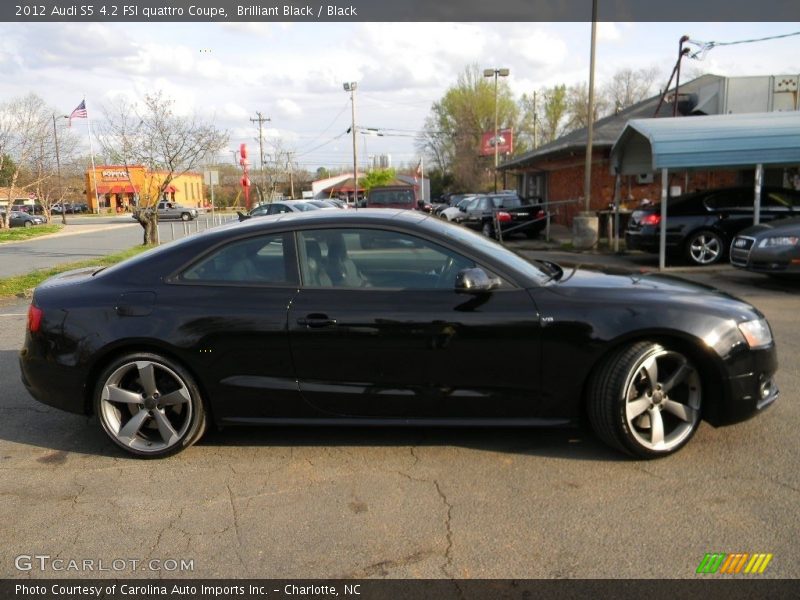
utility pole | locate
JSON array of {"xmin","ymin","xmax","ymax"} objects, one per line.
[
  {"xmin": 532, "ymin": 90, "xmax": 538, "ymax": 150},
  {"xmin": 287, "ymin": 152, "xmax": 295, "ymax": 199},
  {"xmin": 250, "ymin": 112, "xmax": 270, "ymax": 202},
  {"xmin": 343, "ymin": 82, "xmax": 358, "ymax": 206},
  {"xmin": 52, "ymin": 113, "xmax": 68, "ymax": 225}
]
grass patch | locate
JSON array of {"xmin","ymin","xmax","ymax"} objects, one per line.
[
  {"xmin": 0, "ymin": 224, "xmax": 63, "ymax": 243},
  {"xmin": 0, "ymin": 245, "xmax": 151, "ymax": 299}
]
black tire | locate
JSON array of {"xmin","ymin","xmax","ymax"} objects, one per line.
[
  {"xmin": 684, "ymin": 229, "xmax": 724, "ymax": 266},
  {"xmin": 180, "ymin": 212, "xmax": 191, "ymax": 221},
  {"xmin": 481, "ymin": 221, "xmax": 495, "ymax": 239},
  {"xmin": 24, "ymin": 221, "xmax": 32, "ymax": 228},
  {"xmin": 587, "ymin": 341, "xmax": 702, "ymax": 459},
  {"xmin": 94, "ymin": 352, "xmax": 206, "ymax": 458}
]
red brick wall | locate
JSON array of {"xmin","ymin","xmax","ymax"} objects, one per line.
[{"xmin": 514, "ymin": 150, "xmax": 741, "ymax": 225}]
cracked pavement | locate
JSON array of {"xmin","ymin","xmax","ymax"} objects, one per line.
[{"xmin": 1, "ymin": 269, "xmax": 799, "ymax": 579}]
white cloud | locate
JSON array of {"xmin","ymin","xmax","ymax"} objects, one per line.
[{"xmin": 276, "ymin": 99, "xmax": 303, "ymax": 118}]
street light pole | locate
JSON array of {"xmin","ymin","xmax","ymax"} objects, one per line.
[
  {"xmin": 583, "ymin": 0, "xmax": 598, "ymax": 214},
  {"xmin": 344, "ymin": 82, "xmax": 358, "ymax": 206},
  {"xmin": 484, "ymin": 68, "xmax": 509, "ymax": 193}
]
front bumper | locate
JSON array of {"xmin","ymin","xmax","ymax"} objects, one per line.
[
  {"xmin": 708, "ymin": 344, "xmax": 779, "ymax": 426},
  {"xmin": 730, "ymin": 238, "xmax": 800, "ymax": 275}
]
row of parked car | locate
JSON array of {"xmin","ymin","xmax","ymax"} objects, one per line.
[{"xmin": 625, "ymin": 185, "xmax": 800, "ymax": 276}]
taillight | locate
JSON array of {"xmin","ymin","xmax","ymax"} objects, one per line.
[
  {"xmin": 27, "ymin": 304, "xmax": 43, "ymax": 333},
  {"xmin": 640, "ymin": 213, "xmax": 661, "ymax": 226},
  {"xmin": 497, "ymin": 211, "xmax": 512, "ymax": 223}
]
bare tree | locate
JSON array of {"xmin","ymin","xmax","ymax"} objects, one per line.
[
  {"xmin": 0, "ymin": 94, "xmax": 51, "ymax": 228},
  {"xmin": 604, "ymin": 67, "xmax": 659, "ymax": 113},
  {"xmin": 100, "ymin": 92, "xmax": 228, "ymax": 245},
  {"xmin": 29, "ymin": 115, "xmax": 80, "ymax": 222}
]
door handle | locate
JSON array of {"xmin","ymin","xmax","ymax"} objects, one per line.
[{"xmin": 297, "ymin": 314, "xmax": 337, "ymax": 328}]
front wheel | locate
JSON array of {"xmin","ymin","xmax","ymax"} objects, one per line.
[
  {"xmin": 685, "ymin": 230, "xmax": 724, "ymax": 265},
  {"xmin": 94, "ymin": 353, "xmax": 206, "ymax": 458},
  {"xmin": 180, "ymin": 212, "xmax": 191, "ymax": 221},
  {"xmin": 24, "ymin": 221, "xmax": 33, "ymax": 228},
  {"xmin": 587, "ymin": 342, "xmax": 702, "ymax": 458}
]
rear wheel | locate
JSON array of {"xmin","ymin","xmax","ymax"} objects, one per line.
[
  {"xmin": 481, "ymin": 221, "xmax": 495, "ymax": 238},
  {"xmin": 94, "ymin": 352, "xmax": 206, "ymax": 458},
  {"xmin": 588, "ymin": 342, "xmax": 702, "ymax": 458},
  {"xmin": 685, "ymin": 230, "xmax": 724, "ymax": 265}
]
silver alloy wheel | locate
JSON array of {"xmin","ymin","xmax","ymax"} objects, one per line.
[
  {"xmin": 688, "ymin": 233, "xmax": 721, "ymax": 265},
  {"xmin": 622, "ymin": 349, "xmax": 701, "ymax": 452},
  {"xmin": 99, "ymin": 360, "xmax": 193, "ymax": 454}
]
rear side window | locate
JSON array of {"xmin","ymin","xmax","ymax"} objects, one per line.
[
  {"xmin": 181, "ymin": 233, "xmax": 297, "ymax": 285},
  {"xmin": 703, "ymin": 190, "xmax": 751, "ymax": 211},
  {"xmin": 763, "ymin": 191, "xmax": 800, "ymax": 211},
  {"xmin": 368, "ymin": 190, "xmax": 415, "ymax": 206}
]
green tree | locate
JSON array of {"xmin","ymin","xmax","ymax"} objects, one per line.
[
  {"xmin": 360, "ymin": 168, "xmax": 396, "ymax": 191},
  {"xmin": 418, "ymin": 64, "xmax": 518, "ymax": 192},
  {"xmin": 0, "ymin": 153, "xmax": 16, "ymax": 187}
]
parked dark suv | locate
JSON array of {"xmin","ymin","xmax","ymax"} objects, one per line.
[
  {"xmin": 625, "ymin": 186, "xmax": 800, "ymax": 265},
  {"xmin": 460, "ymin": 193, "xmax": 546, "ymax": 239}
]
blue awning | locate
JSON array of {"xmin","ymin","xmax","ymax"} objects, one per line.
[{"xmin": 611, "ymin": 111, "xmax": 800, "ymax": 175}]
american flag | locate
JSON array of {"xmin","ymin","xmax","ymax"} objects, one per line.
[
  {"xmin": 414, "ymin": 159, "xmax": 422, "ymax": 182},
  {"xmin": 68, "ymin": 100, "xmax": 87, "ymax": 126}
]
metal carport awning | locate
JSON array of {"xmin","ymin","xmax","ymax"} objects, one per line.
[{"xmin": 610, "ymin": 111, "xmax": 800, "ymax": 270}]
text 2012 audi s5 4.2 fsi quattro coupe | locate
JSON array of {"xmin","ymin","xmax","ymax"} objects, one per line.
[{"xmin": 20, "ymin": 210, "xmax": 778, "ymax": 458}]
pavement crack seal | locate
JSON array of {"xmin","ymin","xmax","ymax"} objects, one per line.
[
  {"xmin": 434, "ymin": 480, "xmax": 454, "ymax": 577},
  {"xmin": 409, "ymin": 446, "xmax": 420, "ymax": 468},
  {"xmin": 226, "ymin": 483, "xmax": 248, "ymax": 573}
]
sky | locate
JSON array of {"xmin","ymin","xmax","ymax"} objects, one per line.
[{"xmin": 1, "ymin": 21, "xmax": 799, "ymax": 174}]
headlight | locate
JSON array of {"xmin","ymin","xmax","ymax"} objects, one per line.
[
  {"xmin": 759, "ymin": 236, "xmax": 800, "ymax": 248},
  {"xmin": 738, "ymin": 319, "xmax": 773, "ymax": 349}
]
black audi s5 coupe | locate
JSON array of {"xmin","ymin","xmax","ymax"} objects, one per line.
[{"xmin": 20, "ymin": 210, "xmax": 778, "ymax": 459}]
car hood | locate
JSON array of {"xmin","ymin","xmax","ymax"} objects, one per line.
[
  {"xmin": 738, "ymin": 217, "xmax": 800, "ymax": 237},
  {"xmin": 543, "ymin": 264, "xmax": 760, "ymax": 319}
]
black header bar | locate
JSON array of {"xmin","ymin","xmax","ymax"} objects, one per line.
[{"xmin": 4, "ymin": 0, "xmax": 800, "ymax": 22}]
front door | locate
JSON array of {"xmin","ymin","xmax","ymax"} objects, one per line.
[{"xmin": 288, "ymin": 227, "xmax": 542, "ymax": 419}]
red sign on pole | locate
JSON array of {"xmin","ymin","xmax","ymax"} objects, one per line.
[
  {"xmin": 240, "ymin": 143, "xmax": 251, "ymax": 209},
  {"xmin": 479, "ymin": 129, "xmax": 513, "ymax": 156}
]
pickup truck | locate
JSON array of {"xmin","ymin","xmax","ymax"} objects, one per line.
[
  {"xmin": 134, "ymin": 201, "xmax": 198, "ymax": 221},
  {"xmin": 460, "ymin": 193, "xmax": 546, "ymax": 239}
]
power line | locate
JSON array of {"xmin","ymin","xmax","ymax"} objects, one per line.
[
  {"xmin": 688, "ymin": 30, "xmax": 800, "ymax": 60},
  {"xmin": 294, "ymin": 99, "xmax": 350, "ymax": 153}
]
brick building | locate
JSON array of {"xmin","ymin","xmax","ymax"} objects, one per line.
[{"xmin": 500, "ymin": 74, "xmax": 799, "ymax": 225}]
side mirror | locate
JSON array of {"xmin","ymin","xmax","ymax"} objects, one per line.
[
  {"xmin": 455, "ymin": 268, "xmax": 501, "ymax": 293},
  {"xmin": 459, "ymin": 206, "xmax": 466, "ymax": 212}
]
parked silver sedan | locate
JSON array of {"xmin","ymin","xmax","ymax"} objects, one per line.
[{"xmin": 730, "ymin": 217, "xmax": 800, "ymax": 277}]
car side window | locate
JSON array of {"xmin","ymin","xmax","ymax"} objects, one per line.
[
  {"xmin": 181, "ymin": 233, "xmax": 296, "ymax": 285},
  {"xmin": 297, "ymin": 228, "xmax": 477, "ymax": 290}
]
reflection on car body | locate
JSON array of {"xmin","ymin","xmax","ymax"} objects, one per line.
[{"xmin": 20, "ymin": 209, "xmax": 778, "ymax": 459}]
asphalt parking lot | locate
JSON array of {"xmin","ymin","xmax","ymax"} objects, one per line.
[{"xmin": 1, "ymin": 267, "xmax": 798, "ymax": 580}]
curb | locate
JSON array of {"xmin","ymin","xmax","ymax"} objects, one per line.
[{"xmin": 0, "ymin": 222, "xmax": 138, "ymax": 247}]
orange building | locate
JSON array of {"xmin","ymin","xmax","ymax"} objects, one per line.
[{"xmin": 85, "ymin": 165, "xmax": 205, "ymax": 213}]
